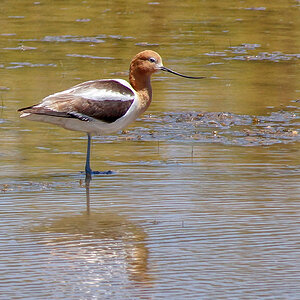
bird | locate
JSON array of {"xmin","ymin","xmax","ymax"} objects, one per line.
[{"xmin": 18, "ymin": 50, "xmax": 204, "ymax": 178}]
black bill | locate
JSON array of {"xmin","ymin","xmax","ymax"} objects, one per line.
[{"xmin": 160, "ymin": 66, "xmax": 205, "ymax": 79}]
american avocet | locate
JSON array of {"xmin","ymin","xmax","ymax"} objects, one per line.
[{"xmin": 18, "ymin": 50, "xmax": 204, "ymax": 177}]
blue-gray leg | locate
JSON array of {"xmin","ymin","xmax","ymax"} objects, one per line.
[
  {"xmin": 85, "ymin": 134, "xmax": 93, "ymax": 177},
  {"xmin": 84, "ymin": 134, "xmax": 113, "ymax": 177}
]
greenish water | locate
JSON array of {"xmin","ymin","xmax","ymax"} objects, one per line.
[{"xmin": 0, "ymin": 0, "xmax": 299, "ymax": 299}]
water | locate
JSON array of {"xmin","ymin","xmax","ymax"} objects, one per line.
[{"xmin": 0, "ymin": 0, "xmax": 299, "ymax": 299}]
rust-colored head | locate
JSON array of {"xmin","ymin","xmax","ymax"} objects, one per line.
[
  {"xmin": 129, "ymin": 50, "xmax": 204, "ymax": 91},
  {"xmin": 130, "ymin": 50, "xmax": 205, "ymax": 80},
  {"xmin": 129, "ymin": 50, "xmax": 163, "ymax": 77}
]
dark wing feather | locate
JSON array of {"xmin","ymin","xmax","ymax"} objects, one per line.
[
  {"xmin": 71, "ymin": 98, "xmax": 134, "ymax": 123},
  {"xmin": 18, "ymin": 106, "xmax": 71, "ymax": 118}
]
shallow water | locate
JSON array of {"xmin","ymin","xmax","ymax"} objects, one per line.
[{"xmin": 0, "ymin": 0, "xmax": 299, "ymax": 299}]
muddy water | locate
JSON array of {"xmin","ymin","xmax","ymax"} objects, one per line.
[{"xmin": 0, "ymin": 0, "xmax": 299, "ymax": 299}]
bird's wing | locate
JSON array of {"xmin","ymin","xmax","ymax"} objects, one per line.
[{"xmin": 18, "ymin": 79, "xmax": 136, "ymax": 123}]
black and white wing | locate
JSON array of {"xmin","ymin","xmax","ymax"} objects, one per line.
[{"xmin": 19, "ymin": 79, "xmax": 136, "ymax": 123}]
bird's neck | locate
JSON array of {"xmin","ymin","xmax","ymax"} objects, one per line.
[{"xmin": 129, "ymin": 71, "xmax": 153, "ymax": 114}]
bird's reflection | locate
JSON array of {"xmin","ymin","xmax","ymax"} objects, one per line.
[
  {"xmin": 33, "ymin": 176, "xmax": 151, "ymax": 285},
  {"xmin": 85, "ymin": 176, "xmax": 91, "ymax": 215}
]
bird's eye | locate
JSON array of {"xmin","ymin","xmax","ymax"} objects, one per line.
[{"xmin": 148, "ymin": 57, "xmax": 156, "ymax": 63}]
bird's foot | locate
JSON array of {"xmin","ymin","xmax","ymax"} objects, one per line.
[
  {"xmin": 81, "ymin": 170, "xmax": 115, "ymax": 177},
  {"xmin": 90, "ymin": 170, "xmax": 114, "ymax": 175}
]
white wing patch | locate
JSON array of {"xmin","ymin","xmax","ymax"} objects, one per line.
[
  {"xmin": 62, "ymin": 79, "xmax": 134, "ymax": 102},
  {"xmin": 73, "ymin": 87, "xmax": 132, "ymax": 101}
]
